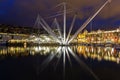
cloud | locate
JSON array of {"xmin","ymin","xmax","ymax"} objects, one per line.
[
  {"xmin": 99, "ymin": 0, "xmax": 120, "ymax": 19},
  {"xmin": 64, "ymin": 0, "xmax": 120, "ymax": 20},
  {"xmin": 0, "ymin": 0, "xmax": 120, "ymax": 27}
]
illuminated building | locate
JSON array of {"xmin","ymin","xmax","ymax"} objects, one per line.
[{"xmin": 77, "ymin": 28, "xmax": 120, "ymax": 44}]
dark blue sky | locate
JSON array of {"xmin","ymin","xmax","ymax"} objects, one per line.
[{"xmin": 0, "ymin": 0, "xmax": 120, "ymax": 30}]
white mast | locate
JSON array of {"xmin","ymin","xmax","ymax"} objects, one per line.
[
  {"xmin": 63, "ymin": 2, "xmax": 66, "ymax": 44},
  {"xmin": 68, "ymin": 0, "xmax": 112, "ymax": 44}
]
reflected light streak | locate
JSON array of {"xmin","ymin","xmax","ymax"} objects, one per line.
[
  {"xmin": 54, "ymin": 47, "xmax": 62, "ymax": 70},
  {"xmin": 41, "ymin": 47, "xmax": 61, "ymax": 71},
  {"xmin": 63, "ymin": 47, "xmax": 66, "ymax": 77},
  {"xmin": 77, "ymin": 46, "xmax": 120, "ymax": 64},
  {"xmin": 65, "ymin": 48, "xmax": 72, "ymax": 67},
  {"xmin": 68, "ymin": 47, "xmax": 100, "ymax": 80}
]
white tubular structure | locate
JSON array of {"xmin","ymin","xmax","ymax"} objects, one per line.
[
  {"xmin": 63, "ymin": 2, "xmax": 67, "ymax": 44},
  {"xmin": 54, "ymin": 18, "xmax": 63, "ymax": 42},
  {"xmin": 66, "ymin": 15, "xmax": 76, "ymax": 43},
  {"xmin": 35, "ymin": 15, "xmax": 61, "ymax": 43},
  {"xmin": 68, "ymin": 0, "xmax": 112, "ymax": 44}
]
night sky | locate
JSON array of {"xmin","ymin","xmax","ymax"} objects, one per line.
[{"xmin": 0, "ymin": 0, "xmax": 120, "ymax": 31}]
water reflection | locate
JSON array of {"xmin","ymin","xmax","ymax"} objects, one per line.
[
  {"xmin": 0, "ymin": 46, "xmax": 120, "ymax": 64},
  {"xmin": 77, "ymin": 46, "xmax": 120, "ymax": 64},
  {"xmin": 29, "ymin": 46, "xmax": 58, "ymax": 56},
  {"xmin": 0, "ymin": 45, "xmax": 120, "ymax": 80},
  {"xmin": 0, "ymin": 45, "xmax": 101, "ymax": 79},
  {"xmin": 0, "ymin": 46, "xmax": 58, "ymax": 57}
]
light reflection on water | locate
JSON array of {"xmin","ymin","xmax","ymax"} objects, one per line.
[
  {"xmin": 77, "ymin": 46, "xmax": 120, "ymax": 64},
  {"xmin": 0, "ymin": 45, "xmax": 120, "ymax": 64},
  {"xmin": 0, "ymin": 45, "xmax": 120, "ymax": 80}
]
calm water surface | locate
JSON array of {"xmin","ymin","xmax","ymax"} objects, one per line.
[{"xmin": 0, "ymin": 45, "xmax": 120, "ymax": 80}]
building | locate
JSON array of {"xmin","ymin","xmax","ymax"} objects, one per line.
[{"xmin": 77, "ymin": 28, "xmax": 120, "ymax": 44}]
